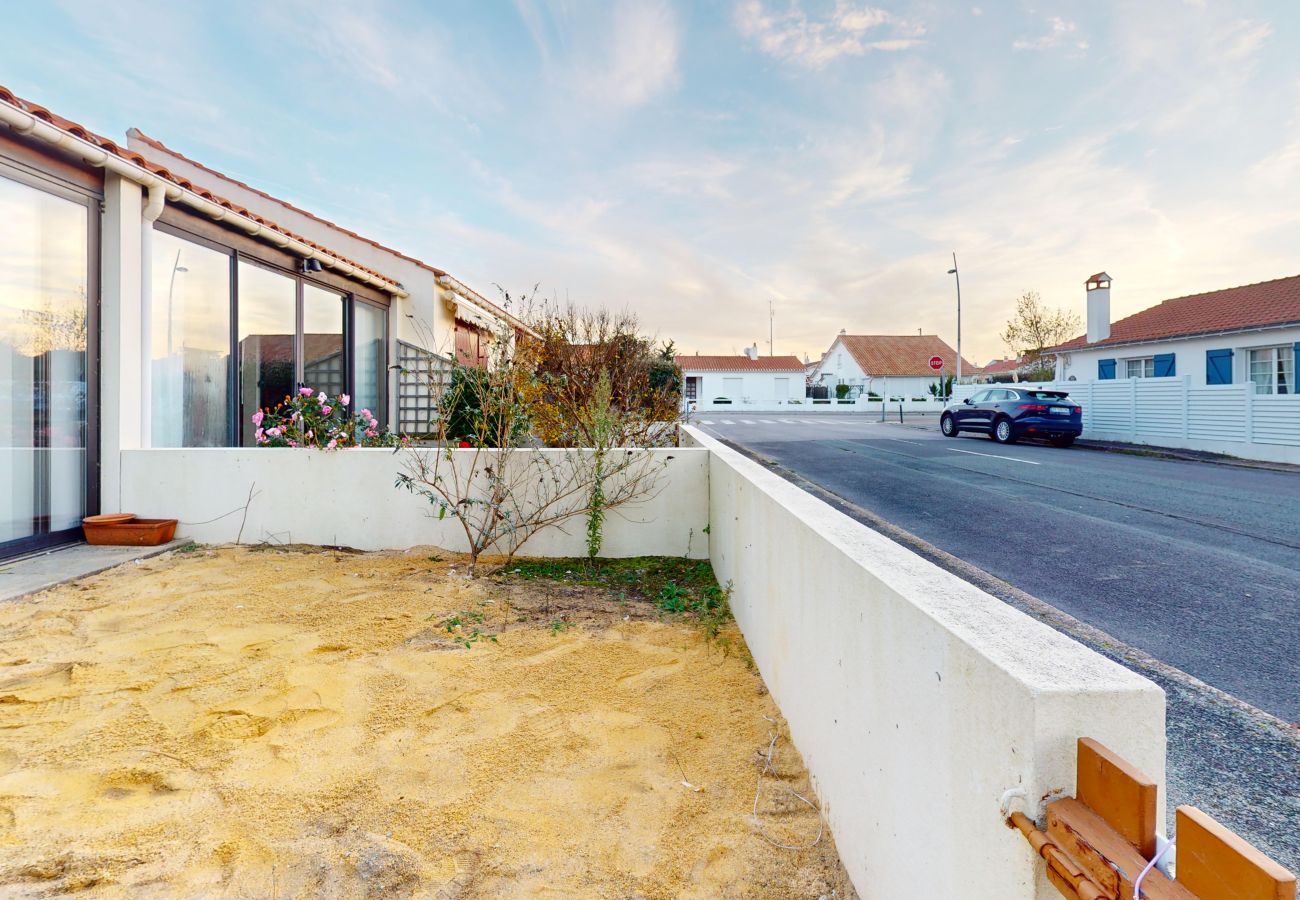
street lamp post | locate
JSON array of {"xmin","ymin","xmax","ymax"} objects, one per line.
[
  {"xmin": 947, "ymin": 253, "xmax": 962, "ymax": 385},
  {"xmin": 166, "ymin": 249, "xmax": 187, "ymax": 357}
]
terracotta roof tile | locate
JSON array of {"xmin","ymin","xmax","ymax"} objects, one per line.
[
  {"xmin": 833, "ymin": 335, "xmax": 974, "ymax": 376},
  {"xmin": 675, "ymin": 355, "xmax": 806, "ymax": 372},
  {"xmin": 1051, "ymin": 274, "xmax": 1300, "ymax": 352}
]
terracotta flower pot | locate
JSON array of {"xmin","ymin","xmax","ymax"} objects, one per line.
[{"xmin": 82, "ymin": 515, "xmax": 179, "ymax": 546}]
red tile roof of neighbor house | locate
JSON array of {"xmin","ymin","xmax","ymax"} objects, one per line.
[
  {"xmin": 834, "ymin": 335, "xmax": 975, "ymax": 377},
  {"xmin": 981, "ymin": 356, "xmax": 1030, "ymax": 374},
  {"xmin": 1052, "ymin": 273, "xmax": 1300, "ymax": 351},
  {"xmin": 675, "ymin": 355, "xmax": 806, "ymax": 372}
]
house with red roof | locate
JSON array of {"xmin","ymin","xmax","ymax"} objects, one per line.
[
  {"xmin": 1050, "ymin": 272, "xmax": 1300, "ymax": 394},
  {"xmin": 810, "ymin": 333, "xmax": 976, "ymax": 400},
  {"xmin": 0, "ymin": 85, "xmax": 518, "ymax": 560},
  {"xmin": 676, "ymin": 346, "xmax": 807, "ymax": 409}
]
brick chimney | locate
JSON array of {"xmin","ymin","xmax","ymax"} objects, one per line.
[{"xmin": 1086, "ymin": 272, "xmax": 1111, "ymax": 344}]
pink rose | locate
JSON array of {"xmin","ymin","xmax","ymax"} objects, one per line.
[
  {"xmin": 365, "ymin": 429, "xmax": 377, "ymax": 438},
  {"xmin": 369, "ymin": 418, "xmax": 379, "ymax": 429},
  {"xmin": 288, "ymin": 440, "xmax": 298, "ymax": 448},
  {"xmin": 317, "ymin": 392, "xmax": 327, "ymax": 403},
  {"xmin": 340, "ymin": 394, "xmax": 351, "ymax": 406},
  {"xmin": 299, "ymin": 387, "xmax": 313, "ymax": 397},
  {"xmin": 255, "ymin": 427, "xmax": 265, "ymax": 442},
  {"xmin": 327, "ymin": 439, "xmax": 338, "ymax": 450},
  {"xmin": 322, "ymin": 405, "xmax": 332, "ymax": 415},
  {"xmin": 267, "ymin": 426, "xmax": 282, "ymax": 437},
  {"xmin": 305, "ymin": 430, "xmax": 314, "ymax": 441},
  {"xmin": 360, "ymin": 409, "xmax": 372, "ymax": 419},
  {"xmin": 251, "ymin": 410, "xmax": 265, "ymax": 426}
]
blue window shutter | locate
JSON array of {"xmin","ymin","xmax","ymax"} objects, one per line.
[
  {"xmin": 1206, "ymin": 348, "xmax": 1233, "ymax": 385},
  {"xmin": 1098, "ymin": 358, "xmax": 1116, "ymax": 380},
  {"xmin": 1153, "ymin": 353, "xmax": 1176, "ymax": 377}
]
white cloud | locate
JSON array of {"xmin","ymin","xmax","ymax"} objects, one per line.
[
  {"xmin": 735, "ymin": 0, "xmax": 924, "ymax": 68},
  {"xmin": 1013, "ymin": 16, "xmax": 1086, "ymax": 52}
]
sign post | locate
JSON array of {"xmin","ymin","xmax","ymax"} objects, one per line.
[{"xmin": 929, "ymin": 355, "xmax": 946, "ymax": 403}]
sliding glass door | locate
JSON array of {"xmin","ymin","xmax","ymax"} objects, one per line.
[
  {"xmin": 0, "ymin": 170, "xmax": 94, "ymax": 557},
  {"xmin": 302, "ymin": 284, "xmax": 346, "ymax": 399},
  {"xmin": 237, "ymin": 261, "xmax": 296, "ymax": 446}
]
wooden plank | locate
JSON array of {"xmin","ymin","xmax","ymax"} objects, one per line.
[
  {"xmin": 1077, "ymin": 737, "xmax": 1159, "ymax": 860},
  {"xmin": 1047, "ymin": 798, "xmax": 1195, "ymax": 900},
  {"xmin": 1175, "ymin": 806, "xmax": 1297, "ymax": 900}
]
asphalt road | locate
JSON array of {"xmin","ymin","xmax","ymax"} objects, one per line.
[{"xmin": 693, "ymin": 412, "xmax": 1300, "ymax": 868}]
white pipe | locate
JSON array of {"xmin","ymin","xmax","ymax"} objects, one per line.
[
  {"xmin": 0, "ymin": 99, "xmax": 409, "ymax": 299},
  {"xmin": 139, "ymin": 183, "xmax": 166, "ymax": 446}
]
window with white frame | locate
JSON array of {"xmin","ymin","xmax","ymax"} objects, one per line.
[
  {"xmin": 1247, "ymin": 346, "xmax": 1295, "ymax": 395},
  {"xmin": 1125, "ymin": 357, "xmax": 1154, "ymax": 378}
]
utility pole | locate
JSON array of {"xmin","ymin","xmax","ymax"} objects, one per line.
[
  {"xmin": 759, "ymin": 301, "xmax": 769, "ymax": 358},
  {"xmin": 947, "ymin": 253, "xmax": 962, "ymax": 384}
]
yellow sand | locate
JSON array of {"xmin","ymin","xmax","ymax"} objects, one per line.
[{"xmin": 0, "ymin": 547, "xmax": 851, "ymax": 898}]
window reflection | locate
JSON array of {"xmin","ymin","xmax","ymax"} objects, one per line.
[
  {"xmin": 303, "ymin": 284, "xmax": 345, "ymax": 399},
  {"xmin": 151, "ymin": 230, "xmax": 230, "ymax": 447},
  {"xmin": 354, "ymin": 302, "xmax": 386, "ymax": 423},
  {"xmin": 0, "ymin": 173, "xmax": 88, "ymax": 546},
  {"xmin": 237, "ymin": 261, "xmax": 296, "ymax": 446}
]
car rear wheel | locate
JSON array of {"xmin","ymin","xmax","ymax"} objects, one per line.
[
  {"xmin": 1050, "ymin": 435, "xmax": 1075, "ymax": 448},
  {"xmin": 992, "ymin": 417, "xmax": 1016, "ymax": 444},
  {"xmin": 940, "ymin": 413, "xmax": 959, "ymax": 437}
]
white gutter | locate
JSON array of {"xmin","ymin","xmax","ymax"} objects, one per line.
[
  {"xmin": 0, "ymin": 99, "xmax": 409, "ymax": 300},
  {"xmin": 437, "ymin": 273, "xmax": 537, "ymax": 337},
  {"xmin": 139, "ymin": 183, "xmax": 166, "ymax": 445}
]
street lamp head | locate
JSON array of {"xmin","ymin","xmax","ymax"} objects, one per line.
[
  {"xmin": 947, "ymin": 268, "xmax": 957, "ymax": 275},
  {"xmin": 176, "ymin": 266, "xmax": 189, "ymax": 273}
]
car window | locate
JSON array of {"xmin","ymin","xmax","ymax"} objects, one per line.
[
  {"xmin": 969, "ymin": 390, "xmax": 990, "ymax": 403},
  {"xmin": 999, "ymin": 390, "xmax": 1017, "ymax": 402},
  {"xmin": 1023, "ymin": 390, "xmax": 1068, "ymax": 400},
  {"xmin": 989, "ymin": 390, "xmax": 1010, "ymax": 401}
]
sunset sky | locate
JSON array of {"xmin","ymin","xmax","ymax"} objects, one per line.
[{"xmin": 4, "ymin": 0, "xmax": 1298, "ymax": 363}]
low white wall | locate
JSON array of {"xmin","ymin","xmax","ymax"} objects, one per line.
[
  {"xmin": 119, "ymin": 447, "xmax": 710, "ymax": 558},
  {"xmin": 689, "ymin": 397, "xmax": 947, "ymax": 414},
  {"xmin": 683, "ymin": 426, "xmax": 1165, "ymax": 899}
]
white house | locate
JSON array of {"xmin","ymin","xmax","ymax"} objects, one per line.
[
  {"xmin": 0, "ymin": 84, "xmax": 522, "ymax": 561},
  {"xmin": 1052, "ymin": 272, "xmax": 1300, "ymax": 393},
  {"xmin": 677, "ymin": 347, "xmax": 807, "ymax": 410},
  {"xmin": 810, "ymin": 334, "xmax": 975, "ymax": 399}
]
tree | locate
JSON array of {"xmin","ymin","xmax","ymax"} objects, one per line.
[{"xmin": 998, "ymin": 291, "xmax": 1081, "ymax": 375}]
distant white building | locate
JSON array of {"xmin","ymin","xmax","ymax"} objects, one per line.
[
  {"xmin": 810, "ymin": 334, "xmax": 975, "ymax": 399},
  {"xmin": 676, "ymin": 346, "xmax": 807, "ymax": 410},
  {"xmin": 1051, "ymin": 272, "xmax": 1300, "ymax": 393}
]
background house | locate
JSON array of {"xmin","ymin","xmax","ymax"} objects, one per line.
[
  {"xmin": 677, "ymin": 346, "xmax": 806, "ymax": 409},
  {"xmin": 1052, "ymin": 272, "xmax": 1300, "ymax": 393},
  {"xmin": 810, "ymin": 334, "xmax": 975, "ymax": 399}
]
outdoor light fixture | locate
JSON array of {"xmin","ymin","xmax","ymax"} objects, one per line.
[{"xmin": 301, "ymin": 258, "xmax": 323, "ymax": 274}]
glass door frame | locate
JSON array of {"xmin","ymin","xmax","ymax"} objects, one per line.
[{"xmin": 0, "ymin": 157, "xmax": 100, "ymax": 559}]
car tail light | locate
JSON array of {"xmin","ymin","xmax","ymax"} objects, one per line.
[{"xmin": 1018, "ymin": 403, "xmax": 1049, "ymax": 412}]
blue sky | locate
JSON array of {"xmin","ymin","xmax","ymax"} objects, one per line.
[{"xmin": 4, "ymin": 1, "xmax": 1299, "ymax": 363}]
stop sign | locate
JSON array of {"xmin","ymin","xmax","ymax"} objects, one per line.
[{"xmin": 928, "ymin": 355, "xmax": 944, "ymax": 371}]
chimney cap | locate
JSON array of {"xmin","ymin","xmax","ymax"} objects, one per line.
[{"xmin": 1086, "ymin": 272, "xmax": 1112, "ymax": 288}]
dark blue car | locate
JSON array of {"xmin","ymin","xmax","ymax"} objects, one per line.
[{"xmin": 941, "ymin": 387, "xmax": 1082, "ymax": 447}]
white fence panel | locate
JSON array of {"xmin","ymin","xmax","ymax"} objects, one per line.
[
  {"xmin": 1089, "ymin": 382, "xmax": 1136, "ymax": 434},
  {"xmin": 1251, "ymin": 395, "xmax": 1300, "ymax": 446},
  {"xmin": 1188, "ymin": 385, "xmax": 1248, "ymax": 443},
  {"xmin": 1133, "ymin": 380, "xmax": 1186, "ymax": 440}
]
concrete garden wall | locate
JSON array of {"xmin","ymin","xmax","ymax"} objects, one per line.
[
  {"xmin": 682, "ymin": 425, "xmax": 1165, "ymax": 899},
  {"xmin": 119, "ymin": 447, "xmax": 710, "ymax": 558}
]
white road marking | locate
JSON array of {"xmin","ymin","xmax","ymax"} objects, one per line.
[
  {"xmin": 740, "ymin": 419, "xmax": 757, "ymax": 424},
  {"xmin": 699, "ymin": 420, "xmax": 714, "ymax": 425},
  {"xmin": 759, "ymin": 419, "xmax": 777, "ymax": 424},
  {"xmin": 778, "ymin": 419, "xmax": 798, "ymax": 424},
  {"xmin": 889, "ymin": 438, "xmax": 924, "ymax": 446},
  {"xmin": 720, "ymin": 420, "xmax": 735, "ymax": 425},
  {"xmin": 948, "ymin": 448, "xmax": 1041, "ymax": 465}
]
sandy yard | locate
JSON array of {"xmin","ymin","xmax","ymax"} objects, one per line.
[{"xmin": 0, "ymin": 546, "xmax": 852, "ymax": 898}]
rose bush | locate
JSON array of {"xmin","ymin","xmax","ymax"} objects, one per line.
[{"xmin": 252, "ymin": 388, "xmax": 407, "ymax": 449}]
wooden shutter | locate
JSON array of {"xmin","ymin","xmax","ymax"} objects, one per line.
[
  {"xmin": 1206, "ymin": 348, "xmax": 1233, "ymax": 385},
  {"xmin": 1153, "ymin": 353, "xmax": 1176, "ymax": 377},
  {"xmin": 1098, "ymin": 358, "xmax": 1116, "ymax": 380}
]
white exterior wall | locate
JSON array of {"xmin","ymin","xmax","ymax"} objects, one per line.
[
  {"xmin": 682, "ymin": 368, "xmax": 805, "ymax": 405},
  {"xmin": 119, "ymin": 447, "xmax": 709, "ymax": 558},
  {"xmin": 1058, "ymin": 326, "xmax": 1300, "ymax": 387},
  {"xmin": 682, "ymin": 426, "xmax": 1164, "ymax": 899}
]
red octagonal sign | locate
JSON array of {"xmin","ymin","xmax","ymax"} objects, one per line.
[{"xmin": 928, "ymin": 355, "xmax": 944, "ymax": 371}]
